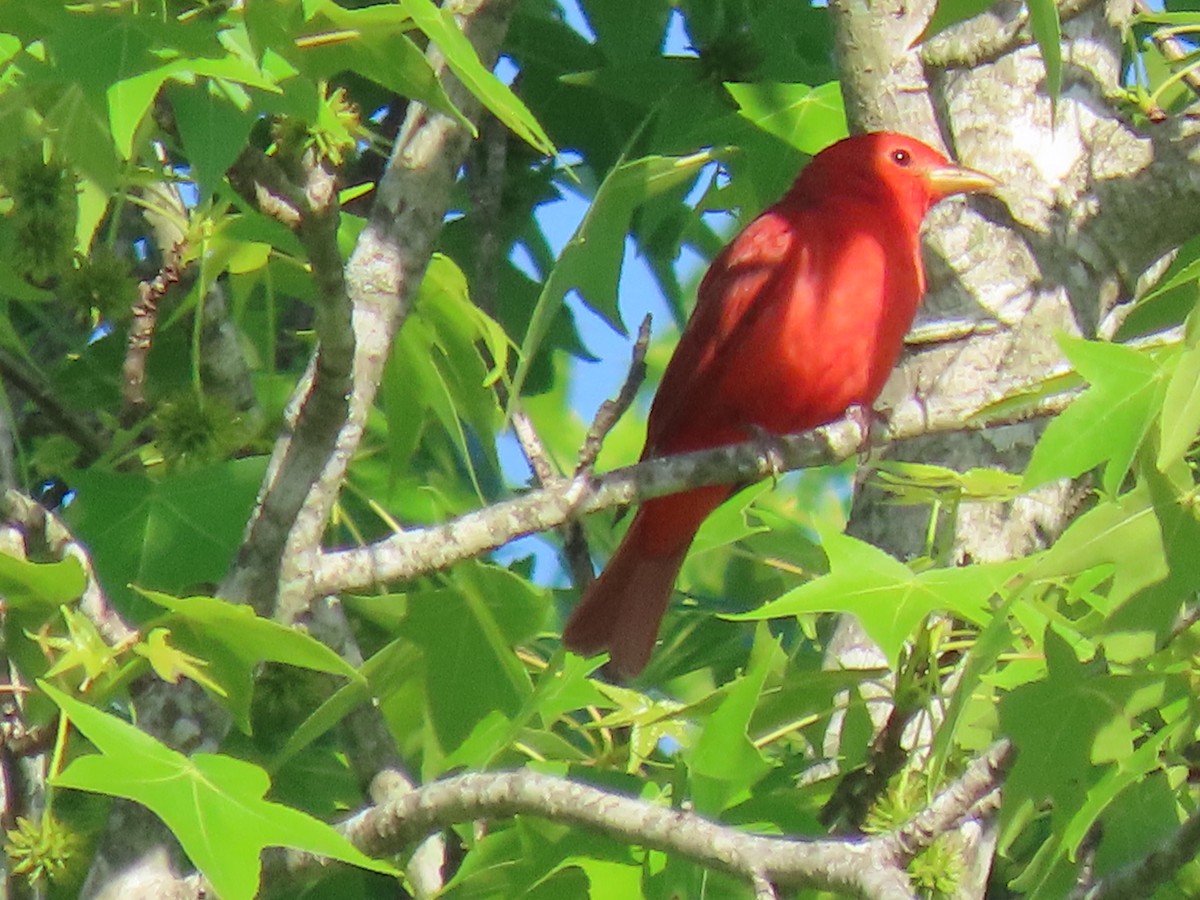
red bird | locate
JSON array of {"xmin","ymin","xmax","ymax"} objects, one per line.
[{"xmin": 563, "ymin": 132, "xmax": 997, "ymax": 677}]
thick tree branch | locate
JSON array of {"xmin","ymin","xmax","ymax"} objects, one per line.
[
  {"xmin": 227, "ymin": 153, "xmax": 354, "ymax": 616},
  {"xmin": 234, "ymin": 0, "xmax": 520, "ymax": 626},
  {"xmin": 302, "ymin": 769, "xmax": 914, "ymax": 898},
  {"xmin": 275, "ymin": 750, "xmax": 1012, "ymax": 899}
]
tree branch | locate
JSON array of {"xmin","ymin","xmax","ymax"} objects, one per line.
[
  {"xmin": 274, "ymin": 748, "xmax": 1013, "ymax": 899},
  {"xmin": 121, "ymin": 242, "xmax": 184, "ymax": 421},
  {"xmin": 293, "ymin": 769, "xmax": 915, "ymax": 898},
  {"xmin": 222, "ymin": 0, "xmax": 520, "ymax": 626},
  {"xmin": 1080, "ymin": 804, "xmax": 1200, "ymax": 899},
  {"xmin": 883, "ymin": 740, "xmax": 1012, "ymax": 860},
  {"xmin": 577, "ymin": 314, "xmax": 652, "ymax": 474},
  {"xmin": 0, "ymin": 351, "xmax": 106, "ymax": 465},
  {"xmin": 920, "ymin": 0, "xmax": 1101, "ymax": 71},
  {"xmin": 227, "ymin": 152, "xmax": 354, "ymax": 617},
  {"xmin": 308, "ymin": 378, "xmax": 1077, "ymax": 598}
]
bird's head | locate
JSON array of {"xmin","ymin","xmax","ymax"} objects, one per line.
[{"xmin": 792, "ymin": 132, "xmax": 998, "ymax": 227}]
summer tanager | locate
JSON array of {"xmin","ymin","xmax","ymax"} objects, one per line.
[{"xmin": 563, "ymin": 132, "xmax": 997, "ymax": 677}]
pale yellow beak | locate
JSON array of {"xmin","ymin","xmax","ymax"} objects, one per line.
[{"xmin": 925, "ymin": 164, "xmax": 1000, "ymax": 199}]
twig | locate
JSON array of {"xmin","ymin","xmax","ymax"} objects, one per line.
[
  {"xmin": 1133, "ymin": 0, "xmax": 1200, "ymax": 100},
  {"xmin": 577, "ymin": 314, "xmax": 652, "ymax": 473},
  {"xmin": 1081, "ymin": 805, "xmax": 1200, "ymax": 899},
  {"xmin": 884, "ymin": 740, "xmax": 1014, "ymax": 860},
  {"xmin": 548, "ymin": 313, "xmax": 652, "ymax": 588},
  {"xmin": 0, "ymin": 351, "xmax": 106, "ymax": 465},
  {"xmin": 308, "ymin": 378, "xmax": 1080, "ymax": 599},
  {"xmin": 121, "ymin": 242, "xmax": 184, "ymax": 420}
]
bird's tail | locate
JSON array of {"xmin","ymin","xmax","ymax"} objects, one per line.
[{"xmin": 563, "ymin": 488, "xmax": 726, "ymax": 678}]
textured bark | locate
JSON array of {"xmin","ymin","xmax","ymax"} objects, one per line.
[
  {"xmin": 825, "ymin": 0, "xmax": 1200, "ymax": 895},
  {"xmin": 79, "ymin": 2, "xmax": 522, "ymax": 896}
]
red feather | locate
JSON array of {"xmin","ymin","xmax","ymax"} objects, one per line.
[{"xmin": 563, "ymin": 132, "xmax": 995, "ymax": 677}]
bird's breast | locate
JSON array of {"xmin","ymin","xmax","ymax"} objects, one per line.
[{"xmin": 721, "ymin": 219, "xmax": 923, "ymax": 437}]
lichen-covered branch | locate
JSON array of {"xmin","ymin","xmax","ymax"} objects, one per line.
[{"xmin": 225, "ymin": 152, "xmax": 354, "ymax": 616}]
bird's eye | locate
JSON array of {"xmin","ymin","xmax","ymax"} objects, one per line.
[{"xmin": 890, "ymin": 148, "xmax": 912, "ymax": 166}]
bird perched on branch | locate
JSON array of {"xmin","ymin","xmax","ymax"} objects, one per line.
[{"xmin": 563, "ymin": 131, "xmax": 997, "ymax": 678}]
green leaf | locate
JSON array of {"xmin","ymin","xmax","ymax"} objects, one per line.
[
  {"xmin": 1106, "ymin": 464, "xmax": 1200, "ymax": 636},
  {"xmin": 133, "ymin": 627, "xmax": 228, "ymax": 697},
  {"xmin": 45, "ymin": 683, "xmax": 396, "ymax": 900},
  {"xmin": 136, "ymin": 590, "xmax": 362, "ymax": 733},
  {"xmin": 1024, "ymin": 337, "xmax": 1162, "ymax": 493},
  {"xmin": 169, "ymin": 80, "xmax": 258, "ymax": 199},
  {"xmin": 1157, "ymin": 342, "xmax": 1200, "ymax": 467},
  {"xmin": 1026, "ymin": 0, "xmax": 1062, "ymax": 99},
  {"xmin": 1027, "ymin": 483, "xmax": 1167, "ymax": 610},
  {"xmin": 35, "ymin": 606, "xmax": 118, "ymax": 689},
  {"xmin": 686, "ymin": 632, "xmax": 779, "ymax": 814},
  {"xmin": 107, "ymin": 49, "xmax": 282, "ymax": 160},
  {"xmin": 0, "ymin": 554, "xmax": 85, "ymax": 610},
  {"xmin": 580, "ymin": 0, "xmax": 671, "ymax": 63},
  {"xmin": 724, "ymin": 81, "xmax": 847, "ymax": 155},
  {"xmin": 271, "ymin": 636, "xmax": 417, "ymax": 773},
  {"xmin": 65, "ymin": 457, "xmax": 268, "ymax": 618},
  {"xmin": 397, "ymin": 563, "xmax": 545, "ymax": 761},
  {"xmin": 733, "ymin": 530, "xmax": 1009, "ymax": 667},
  {"xmin": 295, "ymin": 12, "xmax": 462, "ymax": 124},
  {"xmin": 510, "ymin": 149, "xmax": 721, "ymax": 405},
  {"xmin": 689, "ymin": 481, "xmax": 773, "ymax": 556},
  {"xmin": 400, "ymin": 0, "xmax": 554, "ymax": 156},
  {"xmin": 44, "ymin": 83, "xmax": 121, "ymax": 189},
  {"xmin": 872, "ymin": 460, "xmax": 1022, "ymax": 505},
  {"xmin": 1000, "ymin": 630, "xmax": 1167, "ymax": 895}
]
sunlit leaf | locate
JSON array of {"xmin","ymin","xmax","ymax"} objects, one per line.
[
  {"xmin": 724, "ymin": 81, "xmax": 847, "ymax": 155},
  {"xmin": 46, "ymin": 683, "xmax": 396, "ymax": 900},
  {"xmin": 510, "ymin": 149, "xmax": 721, "ymax": 406},
  {"xmin": 734, "ymin": 530, "xmax": 1016, "ymax": 666},
  {"xmin": 1024, "ymin": 337, "xmax": 1163, "ymax": 494}
]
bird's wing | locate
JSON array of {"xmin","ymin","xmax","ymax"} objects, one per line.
[{"xmin": 643, "ymin": 204, "xmax": 806, "ymax": 457}]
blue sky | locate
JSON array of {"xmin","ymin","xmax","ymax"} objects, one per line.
[{"xmin": 493, "ymin": 2, "xmax": 714, "ymax": 579}]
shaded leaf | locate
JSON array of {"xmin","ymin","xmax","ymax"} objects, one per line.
[{"xmin": 137, "ymin": 590, "xmax": 362, "ymax": 733}]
